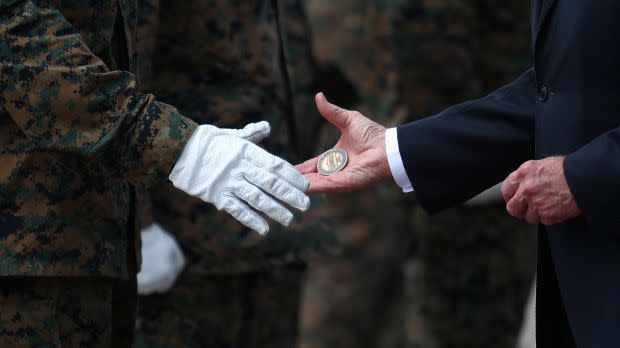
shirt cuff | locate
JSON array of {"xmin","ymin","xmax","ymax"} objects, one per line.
[{"xmin": 385, "ymin": 127, "xmax": 414, "ymax": 193}]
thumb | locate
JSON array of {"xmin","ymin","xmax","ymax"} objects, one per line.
[
  {"xmin": 315, "ymin": 92, "xmax": 352, "ymax": 131},
  {"xmin": 296, "ymin": 156, "xmax": 320, "ymax": 175},
  {"xmin": 222, "ymin": 121, "xmax": 271, "ymax": 144},
  {"xmin": 240, "ymin": 121, "xmax": 271, "ymax": 143}
]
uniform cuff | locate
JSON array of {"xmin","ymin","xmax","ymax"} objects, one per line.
[
  {"xmin": 124, "ymin": 96, "xmax": 198, "ymax": 187},
  {"xmin": 385, "ymin": 127, "xmax": 414, "ymax": 193}
]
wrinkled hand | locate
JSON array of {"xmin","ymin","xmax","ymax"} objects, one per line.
[
  {"xmin": 501, "ymin": 156, "xmax": 581, "ymax": 225},
  {"xmin": 137, "ymin": 223, "xmax": 186, "ymax": 295},
  {"xmin": 170, "ymin": 121, "xmax": 310, "ymax": 235},
  {"xmin": 297, "ymin": 93, "xmax": 391, "ymax": 194}
]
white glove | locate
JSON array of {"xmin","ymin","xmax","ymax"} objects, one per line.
[
  {"xmin": 137, "ymin": 223, "xmax": 186, "ymax": 295},
  {"xmin": 169, "ymin": 121, "xmax": 311, "ymax": 235},
  {"xmin": 218, "ymin": 121, "xmax": 272, "ymax": 144}
]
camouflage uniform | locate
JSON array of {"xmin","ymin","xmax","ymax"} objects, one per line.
[
  {"xmin": 0, "ymin": 278, "xmax": 137, "ymax": 348},
  {"xmin": 132, "ymin": 1, "xmax": 333, "ymax": 347},
  {"xmin": 300, "ymin": 2, "xmax": 411, "ymax": 348},
  {"xmin": 303, "ymin": 1, "xmax": 536, "ymax": 347},
  {"xmin": 0, "ymin": 0, "xmax": 197, "ymax": 346}
]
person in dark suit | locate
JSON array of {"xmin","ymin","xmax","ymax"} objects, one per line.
[{"xmin": 298, "ymin": 1, "xmax": 620, "ymax": 347}]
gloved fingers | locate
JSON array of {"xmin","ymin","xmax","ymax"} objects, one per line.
[
  {"xmin": 140, "ymin": 223, "xmax": 164, "ymax": 245},
  {"xmin": 223, "ymin": 121, "xmax": 271, "ymax": 143},
  {"xmin": 232, "ymin": 182, "xmax": 294, "ymax": 227},
  {"xmin": 137, "ymin": 258, "xmax": 183, "ymax": 295},
  {"xmin": 171, "ymin": 247, "xmax": 186, "ymax": 271},
  {"xmin": 244, "ymin": 147, "xmax": 310, "ymax": 192},
  {"xmin": 137, "ymin": 271, "xmax": 164, "ymax": 295},
  {"xmin": 243, "ymin": 166, "xmax": 310, "ymax": 211},
  {"xmin": 222, "ymin": 197, "xmax": 270, "ymax": 235},
  {"xmin": 164, "ymin": 236, "xmax": 186, "ymax": 271},
  {"xmin": 140, "ymin": 273, "xmax": 176, "ymax": 295},
  {"xmin": 239, "ymin": 121, "xmax": 271, "ymax": 143}
]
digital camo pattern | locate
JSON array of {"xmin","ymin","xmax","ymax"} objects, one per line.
[
  {"xmin": 0, "ymin": 0, "xmax": 196, "ymax": 278},
  {"xmin": 402, "ymin": 206, "xmax": 536, "ymax": 348},
  {"xmin": 138, "ymin": 0, "xmax": 334, "ymax": 275},
  {"xmin": 298, "ymin": 185, "xmax": 410, "ymax": 348},
  {"xmin": 133, "ymin": 1, "xmax": 334, "ymax": 347},
  {"xmin": 393, "ymin": 0, "xmax": 532, "ymax": 119},
  {"xmin": 302, "ymin": 0, "xmax": 536, "ymax": 347},
  {"xmin": 301, "ymin": 2, "xmax": 412, "ymax": 347},
  {"xmin": 0, "ymin": 277, "xmax": 137, "ymax": 348},
  {"xmin": 135, "ymin": 267, "xmax": 304, "ymax": 348},
  {"xmin": 305, "ymin": 0, "xmax": 407, "ymax": 124}
]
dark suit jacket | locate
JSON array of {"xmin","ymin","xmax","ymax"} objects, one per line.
[{"xmin": 396, "ymin": 1, "xmax": 620, "ymax": 346}]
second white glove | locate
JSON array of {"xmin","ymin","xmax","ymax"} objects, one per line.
[
  {"xmin": 169, "ymin": 122, "xmax": 310, "ymax": 235},
  {"xmin": 137, "ymin": 223, "xmax": 186, "ymax": 295}
]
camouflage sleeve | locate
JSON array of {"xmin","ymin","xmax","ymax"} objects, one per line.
[{"xmin": 0, "ymin": 0, "xmax": 197, "ymax": 187}]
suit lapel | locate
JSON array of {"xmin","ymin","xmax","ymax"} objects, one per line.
[{"xmin": 533, "ymin": 0, "xmax": 556, "ymax": 52}]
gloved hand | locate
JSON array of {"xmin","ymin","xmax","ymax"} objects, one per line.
[
  {"xmin": 169, "ymin": 121, "xmax": 311, "ymax": 235},
  {"xmin": 137, "ymin": 223, "xmax": 186, "ymax": 295},
  {"xmin": 218, "ymin": 121, "xmax": 272, "ymax": 143}
]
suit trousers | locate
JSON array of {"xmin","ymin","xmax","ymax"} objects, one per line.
[{"xmin": 536, "ymin": 232, "xmax": 576, "ymax": 348}]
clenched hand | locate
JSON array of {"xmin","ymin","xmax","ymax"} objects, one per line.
[{"xmin": 501, "ymin": 156, "xmax": 582, "ymax": 225}]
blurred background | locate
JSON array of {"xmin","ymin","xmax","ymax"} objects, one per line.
[{"xmin": 134, "ymin": 1, "xmax": 538, "ymax": 347}]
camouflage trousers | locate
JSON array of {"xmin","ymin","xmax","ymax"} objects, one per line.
[
  {"xmin": 299, "ymin": 250, "xmax": 408, "ymax": 348},
  {"xmin": 298, "ymin": 194, "xmax": 536, "ymax": 348},
  {"xmin": 399, "ymin": 203, "xmax": 537, "ymax": 348},
  {"xmin": 0, "ymin": 277, "xmax": 137, "ymax": 348},
  {"xmin": 134, "ymin": 265, "xmax": 306, "ymax": 348},
  {"xmin": 298, "ymin": 185, "xmax": 411, "ymax": 348}
]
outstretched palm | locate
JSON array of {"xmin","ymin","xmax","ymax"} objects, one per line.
[{"xmin": 297, "ymin": 93, "xmax": 391, "ymax": 194}]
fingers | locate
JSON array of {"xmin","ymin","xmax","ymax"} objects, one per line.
[
  {"xmin": 232, "ymin": 182, "xmax": 295, "ymax": 227},
  {"xmin": 244, "ymin": 148, "xmax": 310, "ymax": 192},
  {"xmin": 503, "ymin": 170, "xmax": 526, "ymax": 219},
  {"xmin": 223, "ymin": 121, "xmax": 271, "ymax": 143},
  {"xmin": 296, "ymin": 156, "xmax": 320, "ymax": 175},
  {"xmin": 244, "ymin": 167, "xmax": 310, "ymax": 211},
  {"xmin": 221, "ymin": 198, "xmax": 270, "ymax": 235},
  {"xmin": 315, "ymin": 92, "xmax": 353, "ymax": 131},
  {"xmin": 239, "ymin": 121, "xmax": 271, "ymax": 143},
  {"xmin": 524, "ymin": 206, "xmax": 540, "ymax": 225},
  {"xmin": 167, "ymin": 236, "xmax": 186, "ymax": 270},
  {"xmin": 501, "ymin": 172, "xmax": 520, "ymax": 202},
  {"xmin": 137, "ymin": 272, "xmax": 160, "ymax": 295},
  {"xmin": 506, "ymin": 185, "xmax": 529, "ymax": 219},
  {"xmin": 304, "ymin": 172, "xmax": 353, "ymax": 194}
]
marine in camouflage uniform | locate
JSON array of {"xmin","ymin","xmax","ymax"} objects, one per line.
[
  {"xmin": 132, "ymin": 1, "xmax": 333, "ymax": 347},
  {"xmin": 0, "ymin": 0, "xmax": 198, "ymax": 346},
  {"xmin": 300, "ymin": 2, "xmax": 412, "ymax": 348},
  {"xmin": 303, "ymin": 1, "xmax": 536, "ymax": 347}
]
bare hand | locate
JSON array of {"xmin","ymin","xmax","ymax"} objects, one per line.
[
  {"xmin": 296, "ymin": 93, "xmax": 391, "ymax": 194},
  {"xmin": 501, "ymin": 156, "xmax": 582, "ymax": 225}
]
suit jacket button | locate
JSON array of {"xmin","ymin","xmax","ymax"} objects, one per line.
[{"xmin": 537, "ymin": 86, "xmax": 549, "ymax": 102}]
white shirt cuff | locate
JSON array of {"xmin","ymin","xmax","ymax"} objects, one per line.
[{"xmin": 385, "ymin": 127, "xmax": 414, "ymax": 193}]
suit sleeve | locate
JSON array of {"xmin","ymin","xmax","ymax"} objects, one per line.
[
  {"xmin": 563, "ymin": 129, "xmax": 620, "ymax": 229},
  {"xmin": 0, "ymin": 0, "xmax": 197, "ymax": 187},
  {"xmin": 397, "ymin": 68, "xmax": 537, "ymax": 214}
]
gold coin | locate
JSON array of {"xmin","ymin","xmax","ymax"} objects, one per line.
[{"xmin": 317, "ymin": 148, "xmax": 348, "ymax": 176}]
